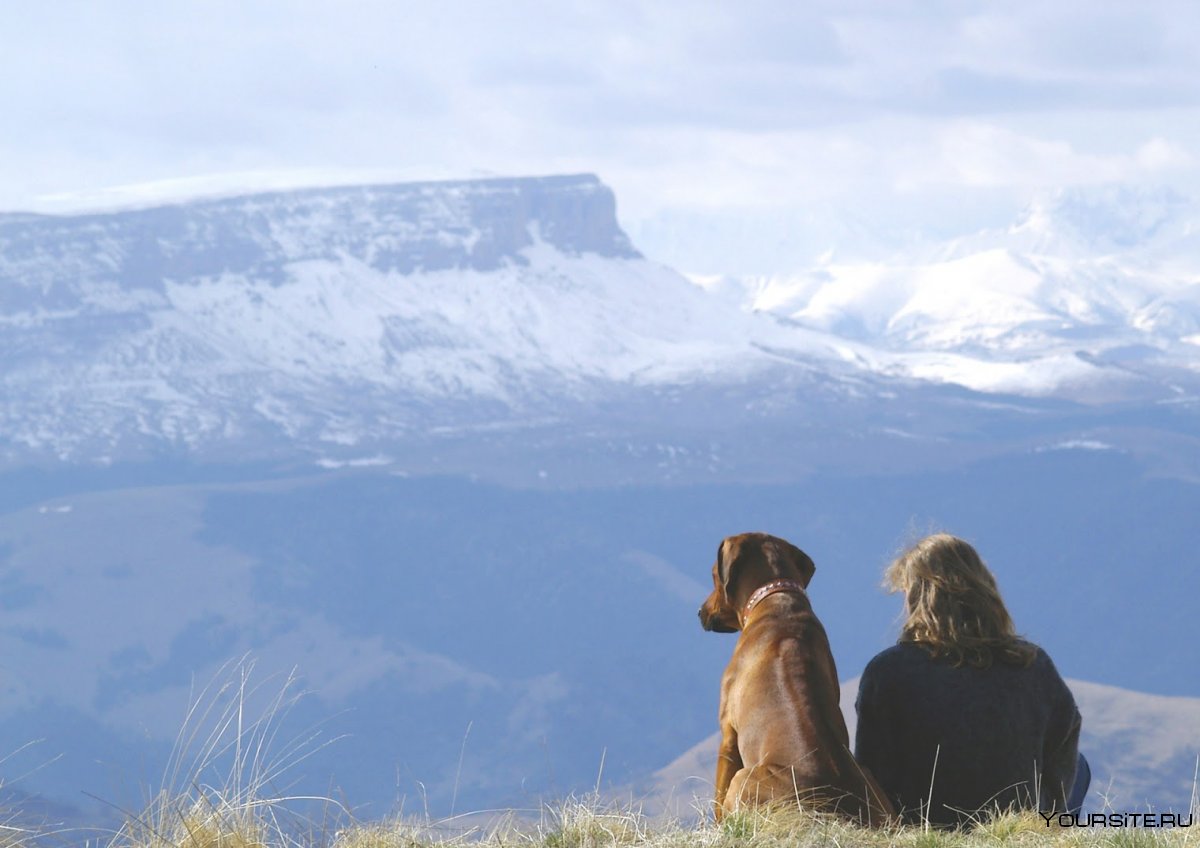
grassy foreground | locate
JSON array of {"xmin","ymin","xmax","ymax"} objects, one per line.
[
  {"xmin": 12, "ymin": 663, "xmax": 1190, "ymax": 848},
  {"xmin": 85, "ymin": 795, "xmax": 1199, "ymax": 848},
  {"xmin": 5, "ymin": 756, "xmax": 1198, "ymax": 848},
  {"xmin": 341, "ymin": 803, "xmax": 1200, "ymax": 848}
]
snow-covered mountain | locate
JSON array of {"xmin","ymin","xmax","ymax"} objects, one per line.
[
  {"xmin": 0, "ymin": 174, "xmax": 876, "ymax": 469},
  {"xmin": 694, "ymin": 186, "xmax": 1200, "ymax": 398},
  {"xmin": 3, "ymin": 175, "xmax": 1199, "ymax": 472}
]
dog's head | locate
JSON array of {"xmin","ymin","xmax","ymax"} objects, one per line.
[{"xmin": 697, "ymin": 532, "xmax": 816, "ymax": 632}]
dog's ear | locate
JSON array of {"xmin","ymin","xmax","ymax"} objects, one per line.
[
  {"xmin": 785, "ymin": 541, "xmax": 817, "ymax": 588},
  {"xmin": 700, "ymin": 538, "xmax": 741, "ymax": 633},
  {"xmin": 716, "ymin": 538, "xmax": 737, "ymax": 596}
]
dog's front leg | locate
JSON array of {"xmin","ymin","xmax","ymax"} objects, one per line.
[{"xmin": 714, "ymin": 723, "xmax": 742, "ymax": 821}]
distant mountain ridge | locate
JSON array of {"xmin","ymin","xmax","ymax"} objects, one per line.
[{"xmin": 0, "ymin": 174, "xmax": 637, "ymax": 287}]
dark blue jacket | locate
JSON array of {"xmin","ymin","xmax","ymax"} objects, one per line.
[{"xmin": 855, "ymin": 641, "xmax": 1080, "ymax": 828}]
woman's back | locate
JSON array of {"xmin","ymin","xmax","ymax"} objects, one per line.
[{"xmin": 856, "ymin": 640, "xmax": 1081, "ymax": 826}]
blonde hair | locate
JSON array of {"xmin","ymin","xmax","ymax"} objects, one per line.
[{"xmin": 885, "ymin": 533, "xmax": 1037, "ymax": 668}]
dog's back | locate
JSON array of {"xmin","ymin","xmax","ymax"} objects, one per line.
[
  {"xmin": 700, "ymin": 533, "xmax": 894, "ymax": 825},
  {"xmin": 722, "ymin": 592, "xmax": 889, "ymax": 821}
]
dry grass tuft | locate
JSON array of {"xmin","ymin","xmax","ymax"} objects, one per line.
[
  {"xmin": 0, "ymin": 822, "xmax": 35, "ymax": 848},
  {"xmin": 330, "ymin": 819, "xmax": 437, "ymax": 848},
  {"xmin": 538, "ymin": 797, "xmax": 649, "ymax": 848},
  {"xmin": 105, "ymin": 657, "xmax": 344, "ymax": 848}
]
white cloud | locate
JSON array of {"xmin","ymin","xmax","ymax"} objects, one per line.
[
  {"xmin": 3, "ymin": 1, "xmax": 1200, "ymax": 274},
  {"xmin": 892, "ymin": 123, "xmax": 1196, "ymax": 191},
  {"xmin": 1135, "ymin": 137, "xmax": 1194, "ymax": 171}
]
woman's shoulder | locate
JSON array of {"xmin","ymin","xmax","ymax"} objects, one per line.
[
  {"xmin": 862, "ymin": 639, "xmax": 1058, "ymax": 677},
  {"xmin": 1015, "ymin": 640, "xmax": 1060, "ymax": 672},
  {"xmin": 861, "ymin": 642, "xmax": 932, "ymax": 678},
  {"xmin": 1020, "ymin": 642, "xmax": 1074, "ymax": 687}
]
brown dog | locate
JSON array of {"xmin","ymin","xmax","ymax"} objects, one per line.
[{"xmin": 698, "ymin": 532, "xmax": 894, "ymax": 825}]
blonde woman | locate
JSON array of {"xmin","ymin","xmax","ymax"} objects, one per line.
[{"xmin": 854, "ymin": 534, "xmax": 1088, "ymax": 827}]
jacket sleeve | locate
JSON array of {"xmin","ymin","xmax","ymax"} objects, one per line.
[
  {"xmin": 854, "ymin": 662, "xmax": 899, "ymax": 808},
  {"xmin": 1040, "ymin": 663, "xmax": 1081, "ymax": 812}
]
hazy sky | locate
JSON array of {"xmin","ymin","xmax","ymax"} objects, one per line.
[{"xmin": 4, "ymin": 1, "xmax": 1200, "ymax": 272}]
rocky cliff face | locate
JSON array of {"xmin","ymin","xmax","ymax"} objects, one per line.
[{"xmin": 0, "ymin": 174, "xmax": 638, "ymax": 302}]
